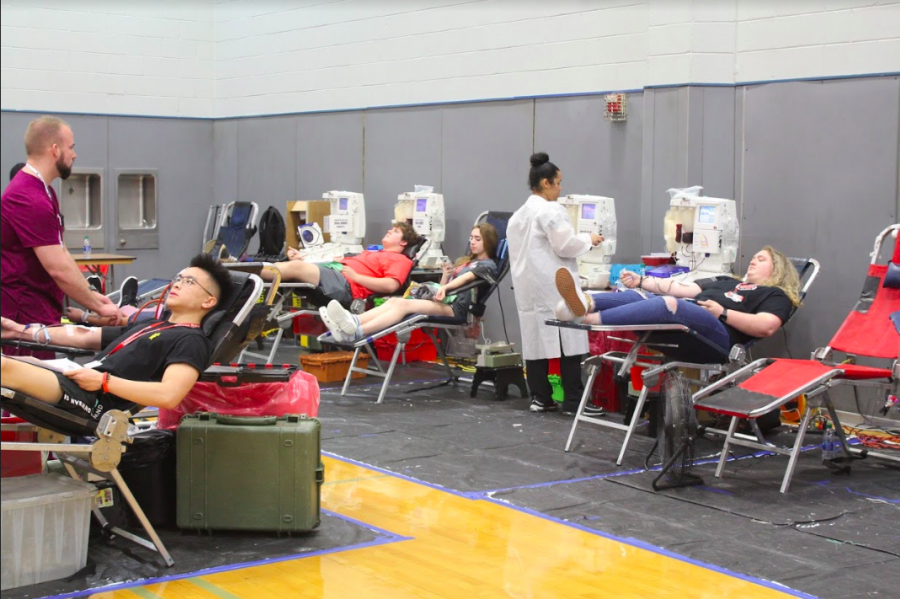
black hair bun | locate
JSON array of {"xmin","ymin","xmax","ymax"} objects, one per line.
[{"xmin": 530, "ymin": 152, "xmax": 549, "ymax": 168}]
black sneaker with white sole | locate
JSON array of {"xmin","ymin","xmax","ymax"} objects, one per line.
[
  {"xmin": 529, "ymin": 398, "xmax": 560, "ymax": 413},
  {"xmin": 118, "ymin": 276, "xmax": 139, "ymax": 308},
  {"xmin": 561, "ymin": 403, "xmax": 607, "ymax": 417},
  {"xmin": 87, "ymin": 275, "xmax": 103, "ymax": 293}
]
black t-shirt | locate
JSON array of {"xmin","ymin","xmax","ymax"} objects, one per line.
[
  {"xmin": 96, "ymin": 319, "xmax": 212, "ymax": 410},
  {"xmin": 694, "ymin": 276, "xmax": 794, "ymax": 346}
]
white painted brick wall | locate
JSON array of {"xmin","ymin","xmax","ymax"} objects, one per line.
[
  {"xmin": 0, "ymin": 0, "xmax": 216, "ymax": 117},
  {"xmin": 1, "ymin": 0, "xmax": 897, "ymax": 117}
]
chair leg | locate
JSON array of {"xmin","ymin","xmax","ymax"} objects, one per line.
[
  {"xmin": 377, "ymin": 341, "xmax": 406, "ymax": 404},
  {"xmin": 780, "ymin": 403, "xmax": 815, "ymax": 493},
  {"xmin": 565, "ymin": 364, "xmax": 598, "ymax": 452},
  {"xmin": 823, "ymin": 392, "xmax": 852, "ymax": 459},
  {"xmin": 715, "ymin": 417, "xmax": 739, "ymax": 479},
  {"xmin": 424, "ymin": 328, "xmax": 455, "ymax": 382},
  {"xmin": 341, "ymin": 347, "xmax": 362, "ymax": 396},
  {"xmin": 109, "ymin": 468, "xmax": 175, "ymax": 567},
  {"xmin": 365, "ymin": 343, "xmax": 385, "ymax": 373},
  {"xmin": 617, "ymin": 386, "xmax": 651, "ymax": 466},
  {"xmin": 62, "ymin": 459, "xmax": 174, "ymax": 567}
]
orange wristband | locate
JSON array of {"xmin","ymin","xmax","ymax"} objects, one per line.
[{"xmin": 102, "ymin": 373, "xmax": 110, "ymax": 394}]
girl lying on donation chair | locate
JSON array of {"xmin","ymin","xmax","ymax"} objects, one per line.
[
  {"xmin": 554, "ymin": 245, "xmax": 802, "ymax": 351},
  {"xmin": 320, "ymin": 223, "xmax": 500, "ymax": 343}
]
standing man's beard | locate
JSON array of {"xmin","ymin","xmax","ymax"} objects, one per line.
[{"xmin": 56, "ymin": 156, "xmax": 72, "ymax": 180}]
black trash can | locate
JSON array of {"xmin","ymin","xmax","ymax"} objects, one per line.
[{"xmin": 118, "ymin": 429, "xmax": 177, "ymax": 529}]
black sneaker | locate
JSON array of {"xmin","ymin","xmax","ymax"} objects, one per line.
[
  {"xmin": 529, "ymin": 398, "xmax": 559, "ymax": 413},
  {"xmin": 118, "ymin": 276, "xmax": 139, "ymax": 308},
  {"xmin": 87, "ymin": 275, "xmax": 103, "ymax": 293},
  {"xmin": 561, "ymin": 403, "xmax": 607, "ymax": 417}
]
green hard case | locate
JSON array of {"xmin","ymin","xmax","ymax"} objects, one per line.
[{"xmin": 176, "ymin": 412, "xmax": 323, "ymax": 532}]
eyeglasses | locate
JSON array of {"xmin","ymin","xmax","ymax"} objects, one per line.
[{"xmin": 171, "ymin": 274, "xmax": 214, "ymax": 297}]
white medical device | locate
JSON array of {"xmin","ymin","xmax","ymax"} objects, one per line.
[
  {"xmin": 321, "ymin": 191, "xmax": 366, "ymax": 256},
  {"xmin": 559, "ymin": 194, "xmax": 617, "ymax": 289},
  {"xmin": 663, "ymin": 186, "xmax": 739, "ymax": 282},
  {"xmin": 395, "ymin": 191, "xmax": 447, "ymax": 268}
]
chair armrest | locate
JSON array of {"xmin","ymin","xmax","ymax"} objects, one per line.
[{"xmin": 0, "ymin": 339, "xmax": 95, "ymax": 357}]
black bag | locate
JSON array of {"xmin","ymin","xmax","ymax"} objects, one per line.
[{"xmin": 257, "ymin": 206, "xmax": 286, "ymax": 256}]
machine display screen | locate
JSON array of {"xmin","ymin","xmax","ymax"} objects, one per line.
[
  {"xmin": 416, "ymin": 198, "xmax": 428, "ymax": 212},
  {"xmin": 339, "ymin": 198, "xmax": 348, "ymax": 211},
  {"xmin": 581, "ymin": 203, "xmax": 596, "ymax": 220},
  {"xmin": 697, "ymin": 205, "xmax": 716, "ymax": 224}
]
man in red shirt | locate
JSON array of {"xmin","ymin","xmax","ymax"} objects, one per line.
[
  {"xmin": 1, "ymin": 116, "xmax": 120, "ymax": 358},
  {"xmin": 274, "ymin": 222, "xmax": 420, "ymax": 306}
]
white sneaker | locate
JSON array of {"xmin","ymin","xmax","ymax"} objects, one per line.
[
  {"xmin": 326, "ymin": 299, "xmax": 358, "ymax": 335},
  {"xmin": 554, "ymin": 268, "xmax": 590, "ymax": 319},
  {"xmin": 554, "ymin": 299, "xmax": 584, "ymax": 323},
  {"xmin": 318, "ymin": 306, "xmax": 348, "ymax": 342}
]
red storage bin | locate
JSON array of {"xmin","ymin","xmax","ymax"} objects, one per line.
[
  {"xmin": 374, "ymin": 329, "xmax": 438, "ymax": 363},
  {"xmin": 1, "ymin": 416, "xmax": 43, "ymax": 478},
  {"xmin": 631, "ymin": 365, "xmax": 664, "ymax": 392},
  {"xmin": 292, "ymin": 313, "xmax": 327, "ymax": 336},
  {"xmin": 590, "ymin": 360, "xmax": 621, "ymax": 412}
]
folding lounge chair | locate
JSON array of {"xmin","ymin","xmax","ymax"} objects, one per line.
[
  {"xmin": 242, "ymin": 236, "xmax": 430, "ymax": 364},
  {"xmin": 319, "ymin": 212, "xmax": 513, "ymax": 404},
  {"xmin": 547, "ymin": 256, "xmax": 820, "ymax": 466},
  {"xmin": 0, "ymin": 271, "xmax": 264, "ymax": 566},
  {"xmin": 204, "ymin": 201, "xmax": 260, "ymax": 260},
  {"xmin": 686, "ymin": 224, "xmax": 899, "ymax": 492}
]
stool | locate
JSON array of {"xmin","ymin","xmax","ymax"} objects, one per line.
[{"xmin": 470, "ymin": 365, "xmax": 528, "ymax": 401}]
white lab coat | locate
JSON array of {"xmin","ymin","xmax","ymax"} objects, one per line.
[{"xmin": 508, "ymin": 195, "xmax": 593, "ymax": 361}]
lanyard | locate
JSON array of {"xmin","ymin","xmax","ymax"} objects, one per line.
[
  {"xmin": 104, "ymin": 321, "xmax": 199, "ymax": 358},
  {"xmin": 25, "ymin": 163, "xmax": 52, "ymax": 200},
  {"xmin": 25, "ymin": 163, "xmax": 64, "ymax": 243}
]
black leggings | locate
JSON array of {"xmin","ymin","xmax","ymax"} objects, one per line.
[{"xmin": 525, "ymin": 346, "xmax": 585, "ymax": 409}]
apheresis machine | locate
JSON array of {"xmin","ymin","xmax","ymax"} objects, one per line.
[
  {"xmin": 559, "ymin": 194, "xmax": 617, "ymax": 289},
  {"xmin": 298, "ymin": 191, "xmax": 367, "ymax": 261},
  {"xmin": 395, "ymin": 189, "xmax": 448, "ymax": 268},
  {"xmin": 660, "ymin": 186, "xmax": 739, "ymax": 282}
]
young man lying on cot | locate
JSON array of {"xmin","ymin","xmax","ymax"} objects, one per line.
[{"xmin": 0, "ymin": 254, "xmax": 232, "ymax": 420}]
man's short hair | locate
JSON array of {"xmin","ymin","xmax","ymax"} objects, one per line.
[
  {"xmin": 392, "ymin": 220, "xmax": 421, "ymax": 248},
  {"xmin": 24, "ymin": 116, "xmax": 70, "ymax": 156},
  {"xmin": 189, "ymin": 253, "xmax": 233, "ymax": 307}
]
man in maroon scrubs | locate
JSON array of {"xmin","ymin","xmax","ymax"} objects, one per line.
[{"xmin": 1, "ymin": 115, "xmax": 119, "ymax": 358}]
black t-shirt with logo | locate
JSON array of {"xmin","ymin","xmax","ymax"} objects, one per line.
[
  {"xmin": 694, "ymin": 276, "xmax": 794, "ymax": 346},
  {"xmin": 96, "ymin": 319, "xmax": 212, "ymax": 410}
]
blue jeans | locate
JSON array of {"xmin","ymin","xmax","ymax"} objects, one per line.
[{"xmin": 588, "ymin": 290, "xmax": 731, "ymax": 350}]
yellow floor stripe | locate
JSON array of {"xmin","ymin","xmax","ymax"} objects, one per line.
[{"xmin": 102, "ymin": 455, "xmax": 795, "ymax": 599}]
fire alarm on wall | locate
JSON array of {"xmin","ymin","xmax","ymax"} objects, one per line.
[{"xmin": 604, "ymin": 93, "xmax": 627, "ymax": 122}]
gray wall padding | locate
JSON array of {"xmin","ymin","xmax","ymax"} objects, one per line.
[{"xmin": 2, "ymin": 76, "xmax": 898, "ymax": 385}]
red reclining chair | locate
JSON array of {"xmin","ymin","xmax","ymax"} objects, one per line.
[{"xmin": 692, "ymin": 224, "xmax": 899, "ymax": 492}]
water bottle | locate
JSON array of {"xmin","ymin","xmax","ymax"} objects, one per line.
[
  {"xmin": 822, "ymin": 425, "xmax": 836, "ymax": 461},
  {"xmin": 83, "ymin": 235, "xmax": 91, "ymax": 257}
]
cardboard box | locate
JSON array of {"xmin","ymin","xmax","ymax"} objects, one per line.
[{"xmin": 285, "ymin": 200, "xmax": 331, "ymax": 250}]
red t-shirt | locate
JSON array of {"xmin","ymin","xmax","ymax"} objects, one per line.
[
  {"xmin": 1, "ymin": 171, "xmax": 66, "ymax": 328},
  {"xmin": 340, "ymin": 250, "xmax": 413, "ymax": 300}
]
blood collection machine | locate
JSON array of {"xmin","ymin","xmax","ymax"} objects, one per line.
[
  {"xmin": 395, "ymin": 190, "xmax": 448, "ymax": 268},
  {"xmin": 559, "ymin": 194, "xmax": 617, "ymax": 288},
  {"xmin": 660, "ymin": 186, "xmax": 739, "ymax": 282}
]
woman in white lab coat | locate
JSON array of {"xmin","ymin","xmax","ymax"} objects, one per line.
[{"xmin": 508, "ymin": 153, "xmax": 604, "ymax": 414}]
